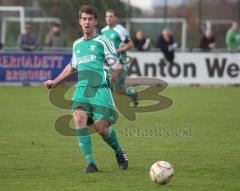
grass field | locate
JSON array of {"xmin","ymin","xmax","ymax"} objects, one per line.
[{"xmin": 0, "ymin": 86, "xmax": 240, "ymax": 191}]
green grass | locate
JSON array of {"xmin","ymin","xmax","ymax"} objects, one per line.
[{"xmin": 0, "ymin": 86, "xmax": 240, "ymax": 191}]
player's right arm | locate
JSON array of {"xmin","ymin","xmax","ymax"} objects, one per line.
[
  {"xmin": 43, "ymin": 64, "xmax": 74, "ymax": 89},
  {"xmin": 44, "ymin": 43, "xmax": 78, "ymax": 89},
  {"xmin": 116, "ymin": 26, "xmax": 133, "ymax": 53}
]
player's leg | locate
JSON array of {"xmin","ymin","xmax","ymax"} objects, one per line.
[
  {"xmin": 73, "ymin": 108, "xmax": 98, "ymax": 173},
  {"xmin": 94, "ymin": 120, "xmax": 122, "ymax": 154},
  {"xmin": 114, "ymin": 70, "xmax": 138, "ymax": 106},
  {"xmin": 94, "ymin": 119, "xmax": 128, "ymax": 170},
  {"xmin": 106, "ymin": 66, "xmax": 138, "ymax": 106},
  {"xmin": 92, "ymin": 87, "xmax": 128, "ymax": 169}
]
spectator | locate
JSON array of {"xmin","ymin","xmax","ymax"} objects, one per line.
[
  {"xmin": 225, "ymin": 21, "xmax": 240, "ymax": 51},
  {"xmin": 17, "ymin": 24, "xmax": 38, "ymax": 51},
  {"xmin": 199, "ymin": 29, "xmax": 216, "ymax": 51},
  {"xmin": 157, "ymin": 29, "xmax": 177, "ymax": 64},
  {"xmin": 133, "ymin": 30, "xmax": 151, "ymax": 51},
  {"xmin": 0, "ymin": 42, "xmax": 3, "ymax": 50},
  {"xmin": 45, "ymin": 22, "xmax": 66, "ymax": 47}
]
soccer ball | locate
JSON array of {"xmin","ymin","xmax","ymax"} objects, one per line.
[{"xmin": 149, "ymin": 161, "xmax": 174, "ymax": 185}]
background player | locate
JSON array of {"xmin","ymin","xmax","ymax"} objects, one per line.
[
  {"xmin": 43, "ymin": 5, "xmax": 128, "ymax": 173},
  {"xmin": 101, "ymin": 9, "xmax": 138, "ymax": 106}
]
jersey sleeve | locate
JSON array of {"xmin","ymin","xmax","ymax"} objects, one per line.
[
  {"xmin": 70, "ymin": 47, "xmax": 78, "ymax": 69},
  {"xmin": 117, "ymin": 25, "xmax": 131, "ymax": 43},
  {"xmin": 101, "ymin": 36, "xmax": 120, "ymax": 66}
]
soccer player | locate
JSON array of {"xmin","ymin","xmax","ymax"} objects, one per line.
[
  {"xmin": 43, "ymin": 5, "xmax": 128, "ymax": 173},
  {"xmin": 101, "ymin": 9, "xmax": 138, "ymax": 106}
]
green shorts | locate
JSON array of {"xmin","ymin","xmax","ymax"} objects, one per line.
[{"xmin": 71, "ymin": 86, "xmax": 117, "ymax": 125}]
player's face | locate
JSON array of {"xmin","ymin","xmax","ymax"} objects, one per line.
[
  {"xmin": 79, "ymin": 13, "xmax": 97, "ymax": 35},
  {"xmin": 232, "ymin": 22, "xmax": 239, "ymax": 30},
  {"xmin": 105, "ymin": 12, "xmax": 118, "ymax": 26}
]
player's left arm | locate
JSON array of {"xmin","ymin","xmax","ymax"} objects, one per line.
[
  {"xmin": 110, "ymin": 61, "xmax": 122, "ymax": 83},
  {"xmin": 105, "ymin": 52, "xmax": 122, "ymax": 82},
  {"xmin": 103, "ymin": 37, "xmax": 123, "ymax": 82}
]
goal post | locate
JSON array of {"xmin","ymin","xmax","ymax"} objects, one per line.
[
  {"xmin": 0, "ymin": 6, "xmax": 61, "ymax": 46},
  {"xmin": 0, "ymin": 6, "xmax": 26, "ymax": 44},
  {"xmin": 204, "ymin": 19, "xmax": 232, "ymax": 30}
]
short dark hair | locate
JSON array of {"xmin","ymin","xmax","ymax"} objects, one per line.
[
  {"xmin": 106, "ymin": 9, "xmax": 119, "ymax": 17},
  {"xmin": 25, "ymin": 24, "xmax": 31, "ymax": 30},
  {"xmin": 79, "ymin": 5, "xmax": 98, "ymax": 19},
  {"xmin": 0, "ymin": 42, "xmax": 3, "ymax": 50},
  {"xmin": 52, "ymin": 22, "xmax": 60, "ymax": 27}
]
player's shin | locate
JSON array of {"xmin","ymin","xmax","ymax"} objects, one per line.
[
  {"xmin": 125, "ymin": 87, "xmax": 136, "ymax": 97},
  {"xmin": 101, "ymin": 127, "xmax": 122, "ymax": 154},
  {"xmin": 124, "ymin": 87, "xmax": 138, "ymax": 106},
  {"xmin": 76, "ymin": 128, "xmax": 96, "ymax": 165}
]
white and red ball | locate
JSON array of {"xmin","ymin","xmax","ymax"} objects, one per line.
[{"xmin": 149, "ymin": 161, "xmax": 174, "ymax": 185}]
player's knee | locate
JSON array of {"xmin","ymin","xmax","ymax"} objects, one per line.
[
  {"xmin": 94, "ymin": 120, "xmax": 109, "ymax": 137},
  {"xmin": 73, "ymin": 109, "xmax": 87, "ymax": 128},
  {"xmin": 98, "ymin": 128, "xmax": 109, "ymax": 138}
]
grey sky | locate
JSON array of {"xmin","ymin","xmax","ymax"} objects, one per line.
[{"xmin": 120, "ymin": 0, "xmax": 184, "ymax": 10}]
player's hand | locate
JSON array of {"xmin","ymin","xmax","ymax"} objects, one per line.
[
  {"xmin": 110, "ymin": 62, "xmax": 122, "ymax": 83},
  {"xmin": 43, "ymin": 80, "xmax": 56, "ymax": 89},
  {"xmin": 110, "ymin": 72, "xmax": 117, "ymax": 83}
]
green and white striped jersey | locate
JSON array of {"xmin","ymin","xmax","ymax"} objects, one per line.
[
  {"xmin": 101, "ymin": 24, "xmax": 130, "ymax": 59},
  {"xmin": 70, "ymin": 34, "xmax": 118, "ymax": 87}
]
